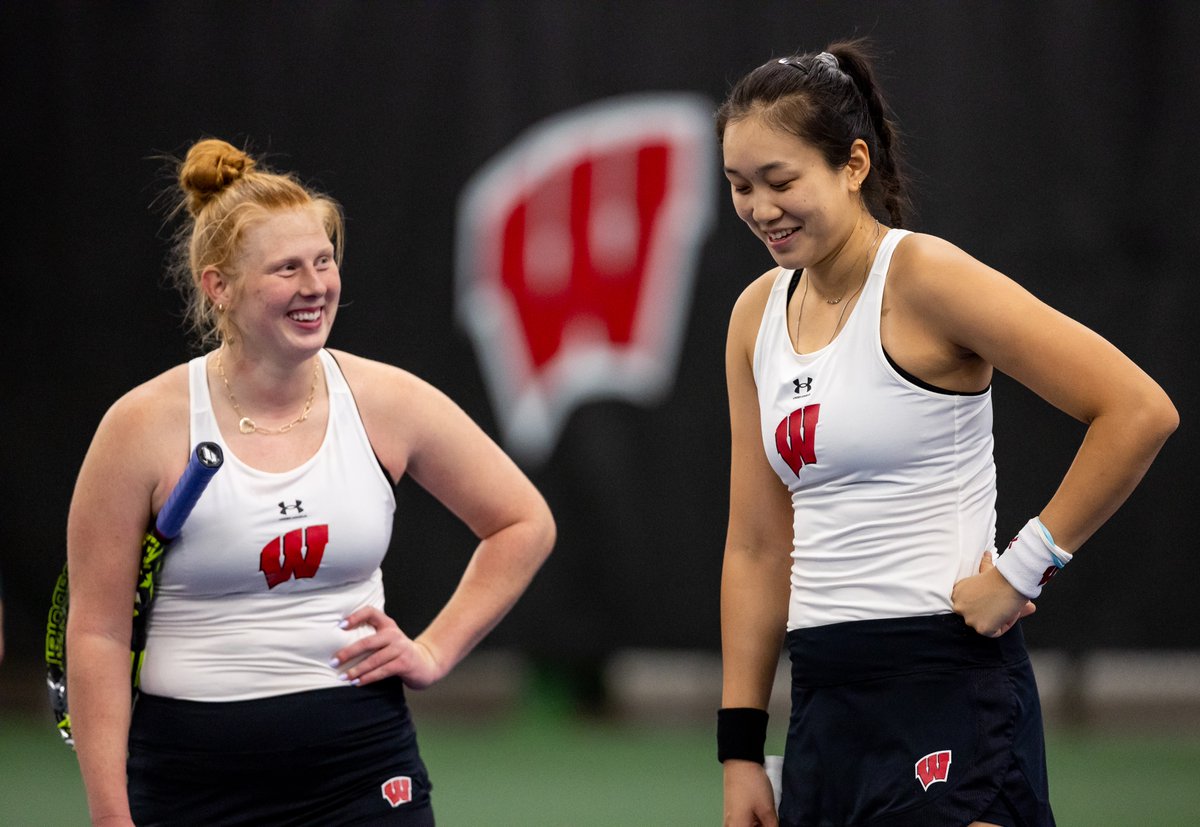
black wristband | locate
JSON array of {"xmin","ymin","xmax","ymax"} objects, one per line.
[{"xmin": 717, "ymin": 707, "xmax": 768, "ymax": 764}]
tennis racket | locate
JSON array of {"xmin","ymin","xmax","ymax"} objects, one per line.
[{"xmin": 45, "ymin": 441, "xmax": 224, "ymax": 746}]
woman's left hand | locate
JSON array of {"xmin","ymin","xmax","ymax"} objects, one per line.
[
  {"xmin": 951, "ymin": 551, "xmax": 1036, "ymax": 637},
  {"xmin": 330, "ymin": 607, "xmax": 445, "ymax": 689}
]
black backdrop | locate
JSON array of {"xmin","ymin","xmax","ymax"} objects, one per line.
[{"xmin": 3, "ymin": 1, "xmax": 1196, "ymax": 677}]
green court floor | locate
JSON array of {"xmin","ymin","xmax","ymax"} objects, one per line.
[{"xmin": 3, "ymin": 709, "xmax": 1199, "ymax": 825}]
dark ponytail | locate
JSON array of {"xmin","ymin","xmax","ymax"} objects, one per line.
[
  {"xmin": 716, "ymin": 37, "xmax": 914, "ymax": 227},
  {"xmin": 828, "ymin": 40, "xmax": 913, "ymax": 228}
]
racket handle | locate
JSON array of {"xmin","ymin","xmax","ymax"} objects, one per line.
[{"xmin": 155, "ymin": 442, "xmax": 224, "ymax": 540}]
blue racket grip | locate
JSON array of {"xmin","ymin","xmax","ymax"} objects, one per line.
[{"xmin": 154, "ymin": 442, "xmax": 224, "ymax": 540}]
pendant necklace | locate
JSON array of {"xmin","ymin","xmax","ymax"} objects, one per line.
[
  {"xmin": 216, "ymin": 347, "xmax": 320, "ymax": 435},
  {"xmin": 795, "ymin": 219, "xmax": 881, "ymax": 348}
]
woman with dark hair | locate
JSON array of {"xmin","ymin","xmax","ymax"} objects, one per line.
[
  {"xmin": 66, "ymin": 138, "xmax": 555, "ymax": 826},
  {"xmin": 715, "ymin": 41, "xmax": 1176, "ymax": 826}
]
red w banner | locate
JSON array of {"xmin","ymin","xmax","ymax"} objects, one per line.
[{"xmin": 456, "ymin": 94, "xmax": 716, "ymax": 465}]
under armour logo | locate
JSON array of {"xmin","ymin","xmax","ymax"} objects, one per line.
[
  {"xmin": 793, "ymin": 377, "xmax": 813, "ymax": 395},
  {"xmin": 278, "ymin": 500, "xmax": 304, "ymax": 516}
]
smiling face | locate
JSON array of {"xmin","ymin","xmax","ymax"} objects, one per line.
[
  {"xmin": 217, "ymin": 206, "xmax": 340, "ymax": 360},
  {"xmin": 722, "ymin": 113, "xmax": 864, "ymax": 272}
]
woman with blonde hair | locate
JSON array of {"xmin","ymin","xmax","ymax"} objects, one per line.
[{"xmin": 66, "ymin": 137, "xmax": 555, "ymax": 826}]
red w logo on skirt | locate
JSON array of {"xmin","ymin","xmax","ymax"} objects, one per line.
[
  {"xmin": 381, "ymin": 775, "xmax": 412, "ymax": 807},
  {"xmin": 915, "ymin": 750, "xmax": 953, "ymax": 791}
]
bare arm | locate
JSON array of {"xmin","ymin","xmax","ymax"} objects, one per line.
[
  {"xmin": 721, "ymin": 275, "xmax": 793, "ymax": 709},
  {"xmin": 402, "ymin": 381, "xmax": 555, "ymax": 683},
  {"xmin": 66, "ymin": 380, "xmax": 185, "ymax": 826},
  {"xmin": 330, "ymin": 355, "xmax": 555, "ymax": 687},
  {"xmin": 890, "ymin": 236, "xmax": 1178, "ymax": 630},
  {"xmin": 721, "ymin": 276, "xmax": 793, "ymax": 827},
  {"xmin": 897, "ymin": 235, "xmax": 1177, "ymax": 546}
]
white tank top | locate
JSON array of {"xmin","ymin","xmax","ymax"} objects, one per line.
[
  {"xmin": 139, "ymin": 349, "xmax": 397, "ymax": 701},
  {"xmin": 753, "ymin": 229, "xmax": 998, "ymax": 630}
]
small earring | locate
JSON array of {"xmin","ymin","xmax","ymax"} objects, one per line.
[{"xmin": 217, "ymin": 303, "xmax": 225, "ymax": 313}]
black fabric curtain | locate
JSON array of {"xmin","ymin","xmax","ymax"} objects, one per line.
[{"xmin": 3, "ymin": 1, "xmax": 1195, "ymax": 671}]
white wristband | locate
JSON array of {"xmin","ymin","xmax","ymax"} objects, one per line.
[{"xmin": 994, "ymin": 517, "xmax": 1073, "ymax": 599}]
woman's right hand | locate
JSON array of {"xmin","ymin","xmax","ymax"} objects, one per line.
[{"xmin": 723, "ymin": 760, "xmax": 779, "ymax": 827}]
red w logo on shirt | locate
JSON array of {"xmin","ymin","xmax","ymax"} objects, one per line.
[
  {"xmin": 775, "ymin": 404, "xmax": 820, "ymax": 475},
  {"xmin": 915, "ymin": 750, "xmax": 952, "ymax": 791},
  {"xmin": 259, "ymin": 525, "xmax": 329, "ymax": 589}
]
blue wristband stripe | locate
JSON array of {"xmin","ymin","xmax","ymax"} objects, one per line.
[{"xmin": 1033, "ymin": 517, "xmax": 1069, "ymax": 569}]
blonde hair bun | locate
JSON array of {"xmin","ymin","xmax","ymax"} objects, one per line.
[
  {"xmin": 178, "ymin": 138, "xmax": 256, "ymax": 217},
  {"xmin": 165, "ymin": 136, "xmax": 344, "ymax": 350}
]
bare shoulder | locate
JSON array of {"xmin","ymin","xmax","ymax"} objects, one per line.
[
  {"xmin": 730, "ymin": 266, "xmax": 783, "ymax": 324},
  {"xmin": 75, "ymin": 362, "xmax": 193, "ymax": 515},
  {"xmin": 325, "ymin": 349, "xmax": 462, "ymax": 481},
  {"xmin": 326, "ymin": 349, "xmax": 439, "ymax": 410},
  {"xmin": 728, "ymin": 266, "xmax": 783, "ymax": 353},
  {"xmin": 100, "ymin": 364, "xmax": 191, "ymax": 455},
  {"xmin": 887, "ymin": 232, "xmax": 993, "ymax": 298},
  {"xmin": 891, "ymin": 230, "xmax": 966, "ymax": 265},
  {"xmin": 327, "ymin": 353, "xmax": 548, "ymax": 539},
  {"xmin": 885, "ymin": 231, "xmax": 1026, "ymax": 342}
]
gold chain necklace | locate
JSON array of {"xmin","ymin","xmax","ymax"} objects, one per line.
[
  {"xmin": 795, "ymin": 219, "xmax": 881, "ymax": 348},
  {"xmin": 216, "ymin": 347, "xmax": 320, "ymax": 435}
]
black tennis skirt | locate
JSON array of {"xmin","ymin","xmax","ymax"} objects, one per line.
[
  {"xmin": 128, "ymin": 678, "xmax": 433, "ymax": 826},
  {"xmin": 778, "ymin": 614, "xmax": 1054, "ymax": 827}
]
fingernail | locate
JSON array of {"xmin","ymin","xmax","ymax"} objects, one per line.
[
  {"xmin": 338, "ymin": 672, "xmax": 350, "ymax": 681},
  {"xmin": 350, "ymin": 678, "xmax": 361, "ymax": 686},
  {"xmin": 328, "ymin": 658, "xmax": 340, "ymax": 668},
  {"xmin": 338, "ymin": 619, "xmax": 349, "ymax": 629}
]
